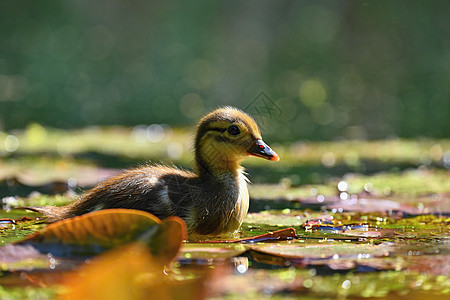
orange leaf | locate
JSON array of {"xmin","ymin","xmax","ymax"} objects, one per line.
[
  {"xmin": 148, "ymin": 216, "xmax": 187, "ymax": 266},
  {"xmin": 19, "ymin": 209, "xmax": 187, "ymax": 260},
  {"xmin": 60, "ymin": 243, "xmax": 205, "ymax": 300}
]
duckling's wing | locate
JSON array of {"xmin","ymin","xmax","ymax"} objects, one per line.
[{"xmin": 64, "ymin": 166, "xmax": 196, "ymax": 220}]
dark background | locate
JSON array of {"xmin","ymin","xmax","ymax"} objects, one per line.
[{"xmin": 0, "ymin": 0, "xmax": 448, "ymax": 142}]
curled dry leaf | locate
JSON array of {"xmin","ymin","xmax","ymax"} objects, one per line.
[{"xmin": 17, "ymin": 209, "xmax": 187, "ymax": 263}]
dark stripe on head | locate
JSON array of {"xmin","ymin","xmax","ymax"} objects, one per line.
[
  {"xmin": 195, "ymin": 126, "xmax": 226, "ymax": 146},
  {"xmin": 207, "ymin": 127, "xmax": 227, "ymax": 133}
]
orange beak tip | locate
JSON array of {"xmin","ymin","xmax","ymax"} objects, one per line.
[{"xmin": 247, "ymin": 139, "xmax": 280, "ymax": 162}]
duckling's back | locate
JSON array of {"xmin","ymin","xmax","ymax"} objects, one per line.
[{"xmin": 26, "ymin": 166, "xmax": 192, "ymax": 221}]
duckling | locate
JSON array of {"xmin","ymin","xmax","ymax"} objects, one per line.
[{"xmin": 26, "ymin": 107, "xmax": 279, "ymax": 235}]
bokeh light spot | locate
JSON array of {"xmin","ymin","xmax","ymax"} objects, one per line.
[
  {"xmin": 299, "ymin": 79, "xmax": 327, "ymax": 108},
  {"xmin": 4, "ymin": 135, "xmax": 19, "ymax": 152}
]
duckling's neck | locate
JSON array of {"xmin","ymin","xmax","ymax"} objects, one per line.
[
  {"xmin": 191, "ymin": 155, "xmax": 249, "ymax": 235},
  {"xmin": 195, "ymin": 151, "xmax": 244, "ymax": 178}
]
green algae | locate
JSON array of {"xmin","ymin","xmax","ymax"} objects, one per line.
[
  {"xmin": 0, "ymin": 218, "xmax": 44, "ymax": 246},
  {"xmin": 0, "ymin": 286, "xmax": 57, "ymax": 300}
]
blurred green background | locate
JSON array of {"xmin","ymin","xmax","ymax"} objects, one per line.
[{"xmin": 0, "ymin": 0, "xmax": 448, "ymax": 141}]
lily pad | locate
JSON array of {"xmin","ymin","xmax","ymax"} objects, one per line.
[
  {"xmin": 249, "ymin": 241, "xmax": 394, "ymax": 261},
  {"xmin": 180, "ymin": 243, "xmax": 248, "ymax": 260},
  {"xmin": 245, "ymin": 210, "xmax": 309, "ymax": 227}
]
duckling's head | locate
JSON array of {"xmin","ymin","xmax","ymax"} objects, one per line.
[{"xmin": 194, "ymin": 106, "xmax": 279, "ymax": 175}]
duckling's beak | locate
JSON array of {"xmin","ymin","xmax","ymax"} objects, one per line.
[{"xmin": 247, "ymin": 139, "xmax": 280, "ymax": 161}]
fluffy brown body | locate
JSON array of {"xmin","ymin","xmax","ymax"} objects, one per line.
[{"xmin": 27, "ymin": 107, "xmax": 279, "ymax": 235}]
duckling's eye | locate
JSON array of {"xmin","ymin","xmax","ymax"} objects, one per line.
[{"xmin": 227, "ymin": 125, "xmax": 240, "ymax": 136}]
